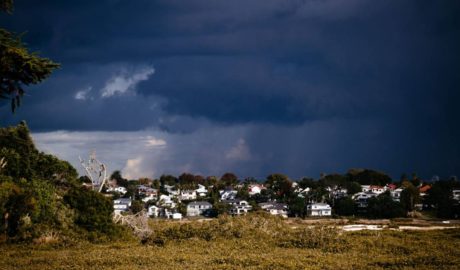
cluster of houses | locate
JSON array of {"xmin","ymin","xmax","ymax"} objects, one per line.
[{"xmin": 110, "ymin": 179, "xmax": 460, "ymax": 220}]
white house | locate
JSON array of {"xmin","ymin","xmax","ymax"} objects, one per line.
[
  {"xmin": 180, "ymin": 190, "xmax": 197, "ymax": 201},
  {"xmin": 248, "ymin": 184, "xmax": 265, "ymax": 196},
  {"xmin": 307, "ymin": 203, "xmax": 332, "ymax": 217},
  {"xmin": 171, "ymin": 213, "xmax": 183, "ymax": 220},
  {"xmin": 186, "ymin": 201, "xmax": 213, "ymax": 217},
  {"xmin": 225, "ymin": 199, "xmax": 252, "ymax": 215},
  {"xmin": 164, "ymin": 185, "xmax": 179, "ymax": 197},
  {"xmin": 219, "ymin": 189, "xmax": 238, "ymax": 200},
  {"xmin": 107, "ymin": 186, "xmax": 127, "ymax": 195},
  {"xmin": 361, "ymin": 185, "xmax": 385, "ymax": 195},
  {"xmin": 453, "ymin": 189, "xmax": 460, "ymax": 201},
  {"xmin": 113, "ymin": 198, "xmax": 132, "ymax": 214},
  {"xmin": 142, "ymin": 193, "xmax": 158, "ymax": 203},
  {"xmin": 296, "ymin": 187, "xmax": 311, "ymax": 198},
  {"xmin": 353, "ymin": 192, "xmax": 378, "ymax": 207},
  {"xmin": 148, "ymin": 205, "xmax": 160, "ymax": 217},
  {"xmin": 158, "ymin": 194, "xmax": 176, "ymax": 209},
  {"xmin": 258, "ymin": 202, "xmax": 288, "ymax": 218},
  {"xmin": 195, "ymin": 184, "xmax": 208, "ymax": 197},
  {"xmin": 391, "ymin": 188, "xmax": 403, "ymax": 202}
]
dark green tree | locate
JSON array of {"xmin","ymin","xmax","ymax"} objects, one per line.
[
  {"xmin": 334, "ymin": 197, "xmax": 356, "ymax": 216},
  {"xmin": 1, "ymin": 1, "xmax": 59, "ymax": 112},
  {"xmin": 367, "ymin": 191, "xmax": 405, "ymax": 219}
]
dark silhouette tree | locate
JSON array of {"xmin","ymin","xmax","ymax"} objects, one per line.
[{"xmin": 1, "ymin": 0, "xmax": 59, "ymax": 112}]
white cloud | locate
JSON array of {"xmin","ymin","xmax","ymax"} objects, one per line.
[
  {"xmin": 101, "ymin": 66, "xmax": 155, "ymax": 98},
  {"xmin": 145, "ymin": 136, "xmax": 167, "ymax": 147},
  {"xmin": 226, "ymin": 138, "xmax": 251, "ymax": 161},
  {"xmin": 123, "ymin": 157, "xmax": 150, "ymax": 180},
  {"xmin": 74, "ymin": 86, "xmax": 93, "ymax": 100}
]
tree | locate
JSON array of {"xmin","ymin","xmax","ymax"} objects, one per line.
[
  {"xmin": 63, "ymin": 187, "xmax": 114, "ymax": 233},
  {"xmin": 265, "ymin": 174, "xmax": 293, "ymax": 201},
  {"xmin": 334, "ymin": 197, "xmax": 356, "ymax": 216},
  {"xmin": 1, "ymin": 1, "xmax": 59, "ymax": 112},
  {"xmin": 367, "ymin": 191, "xmax": 405, "ymax": 218},
  {"xmin": 400, "ymin": 182, "xmax": 420, "ymax": 213},
  {"xmin": 130, "ymin": 200, "xmax": 144, "ymax": 214},
  {"xmin": 220, "ymin": 172, "xmax": 238, "ymax": 187},
  {"xmin": 346, "ymin": 181, "xmax": 362, "ymax": 195},
  {"xmin": 347, "ymin": 169, "xmax": 392, "ymax": 186}
]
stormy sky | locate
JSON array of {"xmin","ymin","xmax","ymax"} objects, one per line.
[{"xmin": 2, "ymin": 0, "xmax": 460, "ymax": 180}]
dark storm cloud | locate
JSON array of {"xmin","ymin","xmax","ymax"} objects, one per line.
[{"xmin": 1, "ymin": 0, "xmax": 460, "ymax": 178}]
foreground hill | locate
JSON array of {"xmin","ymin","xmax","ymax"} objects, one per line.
[{"xmin": 1, "ymin": 215, "xmax": 459, "ymax": 270}]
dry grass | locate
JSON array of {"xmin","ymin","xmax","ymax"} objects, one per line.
[{"xmin": 1, "ymin": 215, "xmax": 459, "ymax": 270}]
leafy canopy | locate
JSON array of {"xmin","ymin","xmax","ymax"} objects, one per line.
[{"xmin": 0, "ymin": 0, "xmax": 59, "ymax": 112}]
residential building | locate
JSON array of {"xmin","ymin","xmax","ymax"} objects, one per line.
[
  {"xmin": 259, "ymin": 202, "xmax": 288, "ymax": 218},
  {"xmin": 248, "ymin": 184, "xmax": 265, "ymax": 196},
  {"xmin": 186, "ymin": 201, "xmax": 213, "ymax": 217},
  {"xmin": 219, "ymin": 188, "xmax": 238, "ymax": 200},
  {"xmin": 306, "ymin": 203, "xmax": 332, "ymax": 217},
  {"xmin": 180, "ymin": 189, "xmax": 197, "ymax": 201},
  {"xmin": 225, "ymin": 199, "xmax": 252, "ymax": 215},
  {"xmin": 113, "ymin": 198, "xmax": 132, "ymax": 214},
  {"xmin": 195, "ymin": 184, "xmax": 208, "ymax": 197}
]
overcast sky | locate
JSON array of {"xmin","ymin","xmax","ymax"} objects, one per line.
[{"xmin": 2, "ymin": 0, "xmax": 460, "ymax": 180}]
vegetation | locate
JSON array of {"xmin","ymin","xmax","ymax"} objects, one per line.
[
  {"xmin": 0, "ymin": 214, "xmax": 459, "ymax": 269},
  {"xmin": 0, "ymin": 123, "xmax": 121, "ymax": 243},
  {"xmin": 0, "ymin": 0, "xmax": 59, "ymax": 112}
]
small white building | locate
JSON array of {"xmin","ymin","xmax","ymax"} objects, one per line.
[
  {"xmin": 453, "ymin": 189, "xmax": 460, "ymax": 201},
  {"xmin": 142, "ymin": 193, "xmax": 158, "ymax": 203},
  {"xmin": 107, "ymin": 186, "xmax": 127, "ymax": 195},
  {"xmin": 248, "ymin": 184, "xmax": 265, "ymax": 196},
  {"xmin": 113, "ymin": 198, "xmax": 132, "ymax": 214},
  {"xmin": 180, "ymin": 190, "xmax": 197, "ymax": 201},
  {"xmin": 219, "ymin": 189, "xmax": 238, "ymax": 200},
  {"xmin": 391, "ymin": 188, "xmax": 403, "ymax": 202},
  {"xmin": 307, "ymin": 203, "xmax": 332, "ymax": 217},
  {"xmin": 258, "ymin": 202, "xmax": 288, "ymax": 218},
  {"xmin": 225, "ymin": 199, "xmax": 252, "ymax": 215},
  {"xmin": 148, "ymin": 205, "xmax": 160, "ymax": 217},
  {"xmin": 186, "ymin": 201, "xmax": 212, "ymax": 217},
  {"xmin": 158, "ymin": 194, "xmax": 176, "ymax": 209},
  {"xmin": 353, "ymin": 192, "xmax": 378, "ymax": 207},
  {"xmin": 195, "ymin": 184, "xmax": 208, "ymax": 197}
]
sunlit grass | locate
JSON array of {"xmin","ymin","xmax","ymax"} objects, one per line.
[{"xmin": 1, "ymin": 215, "xmax": 459, "ymax": 270}]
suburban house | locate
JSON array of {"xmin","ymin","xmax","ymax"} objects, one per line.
[
  {"xmin": 248, "ymin": 184, "xmax": 265, "ymax": 196},
  {"xmin": 391, "ymin": 188, "xmax": 403, "ymax": 202},
  {"xmin": 224, "ymin": 199, "xmax": 252, "ymax": 215},
  {"xmin": 142, "ymin": 193, "xmax": 158, "ymax": 203},
  {"xmin": 107, "ymin": 186, "xmax": 127, "ymax": 195},
  {"xmin": 219, "ymin": 188, "xmax": 238, "ymax": 200},
  {"xmin": 306, "ymin": 203, "xmax": 332, "ymax": 217},
  {"xmin": 186, "ymin": 201, "xmax": 213, "ymax": 217},
  {"xmin": 353, "ymin": 192, "xmax": 378, "ymax": 207},
  {"xmin": 113, "ymin": 198, "xmax": 132, "ymax": 214},
  {"xmin": 180, "ymin": 190, "xmax": 197, "ymax": 201},
  {"xmin": 164, "ymin": 185, "xmax": 179, "ymax": 197},
  {"xmin": 361, "ymin": 185, "xmax": 385, "ymax": 194},
  {"xmin": 258, "ymin": 202, "xmax": 288, "ymax": 218},
  {"xmin": 158, "ymin": 194, "xmax": 176, "ymax": 209},
  {"xmin": 148, "ymin": 205, "xmax": 160, "ymax": 217},
  {"xmin": 296, "ymin": 187, "xmax": 311, "ymax": 198},
  {"xmin": 453, "ymin": 189, "xmax": 460, "ymax": 201},
  {"xmin": 195, "ymin": 184, "xmax": 208, "ymax": 197},
  {"xmin": 419, "ymin": 185, "xmax": 431, "ymax": 197}
]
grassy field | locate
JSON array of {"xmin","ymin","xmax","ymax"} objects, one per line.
[{"xmin": 1, "ymin": 215, "xmax": 460, "ymax": 270}]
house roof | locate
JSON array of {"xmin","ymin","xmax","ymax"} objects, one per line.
[
  {"xmin": 419, "ymin": 185, "xmax": 431, "ymax": 193},
  {"xmin": 187, "ymin": 201, "xmax": 212, "ymax": 207}
]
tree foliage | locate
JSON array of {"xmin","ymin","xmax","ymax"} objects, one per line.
[{"xmin": 1, "ymin": 0, "xmax": 59, "ymax": 112}]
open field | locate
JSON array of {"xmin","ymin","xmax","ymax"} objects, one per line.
[{"xmin": 1, "ymin": 216, "xmax": 460, "ymax": 270}]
